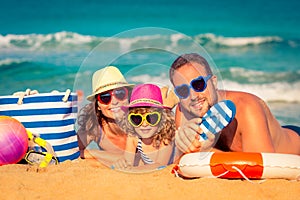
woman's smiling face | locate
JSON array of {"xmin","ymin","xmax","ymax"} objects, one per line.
[{"xmin": 96, "ymin": 87, "xmax": 129, "ymax": 120}]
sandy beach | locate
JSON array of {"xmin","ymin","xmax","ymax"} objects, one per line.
[
  {"xmin": 1, "ymin": 1, "xmax": 300, "ymax": 199},
  {"xmin": 0, "ymin": 159, "xmax": 299, "ymax": 200}
]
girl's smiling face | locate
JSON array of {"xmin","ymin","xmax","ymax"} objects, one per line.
[{"xmin": 134, "ymin": 122, "xmax": 159, "ymax": 139}]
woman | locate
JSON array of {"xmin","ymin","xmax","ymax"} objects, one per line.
[{"xmin": 77, "ymin": 66, "xmax": 134, "ymax": 166}]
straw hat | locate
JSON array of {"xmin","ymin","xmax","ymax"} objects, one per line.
[
  {"xmin": 86, "ymin": 66, "xmax": 134, "ymax": 101},
  {"xmin": 121, "ymin": 83, "xmax": 169, "ymax": 110}
]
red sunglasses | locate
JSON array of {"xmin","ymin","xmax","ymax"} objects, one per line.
[{"xmin": 96, "ymin": 87, "xmax": 128, "ymax": 105}]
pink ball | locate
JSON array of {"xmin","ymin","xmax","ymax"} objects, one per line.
[{"xmin": 0, "ymin": 116, "xmax": 28, "ymax": 166}]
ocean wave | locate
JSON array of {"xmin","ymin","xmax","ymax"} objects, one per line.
[
  {"xmin": 0, "ymin": 59, "xmax": 39, "ymax": 72},
  {"xmin": 0, "ymin": 58, "xmax": 28, "ymax": 67},
  {"xmin": 194, "ymin": 33, "xmax": 283, "ymax": 47},
  {"xmin": 220, "ymin": 67, "xmax": 300, "ymax": 84},
  {"xmin": 0, "ymin": 31, "xmax": 297, "ymax": 51},
  {"xmin": 0, "ymin": 31, "xmax": 98, "ymax": 51},
  {"xmin": 223, "ymin": 80, "xmax": 300, "ymax": 103}
]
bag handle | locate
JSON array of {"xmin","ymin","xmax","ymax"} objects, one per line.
[{"xmin": 13, "ymin": 88, "xmax": 72, "ymax": 104}]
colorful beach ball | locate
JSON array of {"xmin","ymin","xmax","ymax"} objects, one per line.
[{"xmin": 0, "ymin": 116, "xmax": 28, "ymax": 166}]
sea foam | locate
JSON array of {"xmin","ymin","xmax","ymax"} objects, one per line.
[{"xmin": 0, "ymin": 32, "xmax": 294, "ymax": 51}]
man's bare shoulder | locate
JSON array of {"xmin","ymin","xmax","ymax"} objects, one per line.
[
  {"xmin": 224, "ymin": 90, "xmax": 261, "ymax": 106},
  {"xmin": 223, "ymin": 90, "xmax": 266, "ymax": 122}
]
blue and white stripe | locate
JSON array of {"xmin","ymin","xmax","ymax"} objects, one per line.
[
  {"xmin": 137, "ymin": 139, "xmax": 154, "ymax": 165},
  {"xmin": 0, "ymin": 92, "xmax": 80, "ymax": 162},
  {"xmin": 199, "ymin": 100, "xmax": 236, "ymax": 141}
]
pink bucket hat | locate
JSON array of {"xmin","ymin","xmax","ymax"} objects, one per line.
[{"xmin": 122, "ymin": 83, "xmax": 169, "ymax": 110}]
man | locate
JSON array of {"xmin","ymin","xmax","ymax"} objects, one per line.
[{"xmin": 170, "ymin": 53, "xmax": 300, "ymax": 155}]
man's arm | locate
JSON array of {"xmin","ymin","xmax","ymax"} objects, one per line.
[{"xmin": 238, "ymin": 95, "xmax": 275, "ymax": 152}]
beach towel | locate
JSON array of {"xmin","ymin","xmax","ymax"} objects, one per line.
[{"xmin": 0, "ymin": 90, "xmax": 80, "ymax": 162}]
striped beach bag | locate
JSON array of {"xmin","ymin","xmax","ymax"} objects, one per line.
[{"xmin": 0, "ymin": 90, "xmax": 80, "ymax": 162}]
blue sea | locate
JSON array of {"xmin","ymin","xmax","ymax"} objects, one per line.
[{"xmin": 0, "ymin": 0, "xmax": 299, "ymax": 125}]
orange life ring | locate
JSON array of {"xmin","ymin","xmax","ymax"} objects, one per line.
[{"xmin": 173, "ymin": 152, "xmax": 300, "ymax": 180}]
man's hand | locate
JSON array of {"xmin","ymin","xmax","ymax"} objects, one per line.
[{"xmin": 175, "ymin": 118, "xmax": 216, "ymax": 153}]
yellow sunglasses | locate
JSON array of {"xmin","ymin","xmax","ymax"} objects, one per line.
[{"xmin": 128, "ymin": 111, "xmax": 161, "ymax": 127}]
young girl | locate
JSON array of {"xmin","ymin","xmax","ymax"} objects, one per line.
[{"xmin": 113, "ymin": 83, "xmax": 176, "ymax": 171}]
